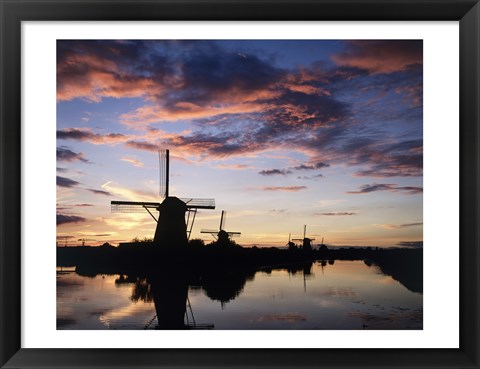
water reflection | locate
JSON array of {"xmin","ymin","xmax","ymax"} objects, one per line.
[{"xmin": 57, "ymin": 260, "xmax": 422, "ymax": 330}]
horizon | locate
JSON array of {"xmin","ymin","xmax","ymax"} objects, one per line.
[{"xmin": 57, "ymin": 40, "xmax": 423, "ymax": 248}]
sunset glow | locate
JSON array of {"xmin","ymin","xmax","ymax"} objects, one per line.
[{"xmin": 56, "ymin": 40, "xmax": 423, "ymax": 247}]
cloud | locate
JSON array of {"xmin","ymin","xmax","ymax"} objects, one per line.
[
  {"xmin": 215, "ymin": 164, "xmax": 252, "ymax": 170},
  {"xmin": 57, "ymin": 128, "xmax": 129, "ymax": 145},
  {"xmin": 347, "ymin": 183, "xmax": 422, "ymax": 195},
  {"xmin": 261, "ymin": 186, "xmax": 307, "ymax": 192},
  {"xmin": 382, "ymin": 222, "xmax": 423, "ymax": 229},
  {"xmin": 58, "ymin": 203, "xmax": 94, "ymax": 210},
  {"xmin": 56, "ymin": 40, "xmax": 422, "ymax": 181},
  {"xmin": 397, "ymin": 241, "xmax": 423, "ymax": 248},
  {"xmin": 119, "ymin": 101, "xmax": 267, "ymax": 126},
  {"xmin": 395, "ymin": 83, "xmax": 423, "ymax": 108},
  {"xmin": 293, "ymin": 162, "xmax": 329, "ymax": 170},
  {"xmin": 320, "ymin": 212, "xmax": 356, "ymax": 216},
  {"xmin": 57, "ymin": 147, "xmax": 88, "ymax": 163},
  {"xmin": 87, "ymin": 189, "xmax": 112, "ymax": 196},
  {"xmin": 332, "ymin": 40, "xmax": 422, "ymax": 74},
  {"xmin": 124, "ymin": 140, "xmax": 159, "ymax": 152},
  {"xmin": 259, "ymin": 169, "xmax": 292, "ymax": 176},
  {"xmin": 352, "ymin": 140, "xmax": 423, "ymax": 178},
  {"xmin": 297, "ymin": 174, "xmax": 325, "ymax": 180},
  {"xmin": 57, "ymin": 176, "xmax": 80, "ymax": 188},
  {"xmin": 57, "ymin": 40, "xmax": 173, "ymax": 102},
  {"xmin": 101, "ymin": 182, "xmax": 158, "ymax": 202},
  {"xmin": 121, "ymin": 156, "xmax": 144, "ymax": 168},
  {"xmin": 57, "ymin": 214, "xmax": 86, "ymax": 225}
]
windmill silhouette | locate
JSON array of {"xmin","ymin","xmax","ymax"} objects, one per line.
[
  {"xmin": 286, "ymin": 233, "xmax": 297, "ymax": 250},
  {"xmin": 201, "ymin": 210, "xmax": 241, "ymax": 242},
  {"xmin": 78, "ymin": 238, "xmax": 95, "ymax": 246},
  {"xmin": 292, "ymin": 225, "xmax": 315, "ymax": 251},
  {"xmin": 110, "ymin": 149, "xmax": 215, "ymax": 249}
]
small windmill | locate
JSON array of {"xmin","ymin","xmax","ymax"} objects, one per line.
[
  {"xmin": 286, "ymin": 233, "xmax": 297, "ymax": 250},
  {"xmin": 111, "ymin": 149, "xmax": 215, "ymax": 249},
  {"xmin": 78, "ymin": 238, "xmax": 96, "ymax": 246},
  {"xmin": 57, "ymin": 235, "xmax": 74, "ymax": 247},
  {"xmin": 201, "ymin": 210, "xmax": 241, "ymax": 241},
  {"xmin": 292, "ymin": 225, "xmax": 315, "ymax": 251}
]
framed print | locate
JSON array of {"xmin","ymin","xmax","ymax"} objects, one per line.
[{"xmin": 1, "ymin": 0, "xmax": 479, "ymax": 368}]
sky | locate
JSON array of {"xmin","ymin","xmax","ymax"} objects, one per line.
[{"xmin": 56, "ymin": 40, "xmax": 423, "ymax": 248}]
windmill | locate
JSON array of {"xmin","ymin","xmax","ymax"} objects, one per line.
[
  {"xmin": 292, "ymin": 225, "xmax": 315, "ymax": 251},
  {"xmin": 56, "ymin": 235, "xmax": 74, "ymax": 247},
  {"xmin": 201, "ymin": 210, "xmax": 241, "ymax": 241},
  {"xmin": 110, "ymin": 149, "xmax": 215, "ymax": 249},
  {"xmin": 286, "ymin": 233, "xmax": 297, "ymax": 250},
  {"xmin": 78, "ymin": 238, "xmax": 96, "ymax": 246}
]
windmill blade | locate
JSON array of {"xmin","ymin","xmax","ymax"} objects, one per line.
[
  {"xmin": 111, "ymin": 201, "xmax": 160, "ymax": 213},
  {"xmin": 181, "ymin": 198, "xmax": 215, "ymax": 209},
  {"xmin": 222, "ymin": 211, "xmax": 227, "ymax": 231},
  {"xmin": 227, "ymin": 232, "xmax": 241, "ymax": 237},
  {"xmin": 158, "ymin": 149, "xmax": 168, "ymax": 199},
  {"xmin": 219, "ymin": 210, "xmax": 226, "ymax": 231}
]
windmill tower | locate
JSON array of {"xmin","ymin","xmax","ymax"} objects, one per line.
[
  {"xmin": 292, "ymin": 225, "xmax": 315, "ymax": 251},
  {"xmin": 111, "ymin": 149, "xmax": 215, "ymax": 249},
  {"xmin": 201, "ymin": 210, "xmax": 241, "ymax": 242}
]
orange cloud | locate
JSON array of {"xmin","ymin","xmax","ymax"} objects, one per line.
[{"xmin": 119, "ymin": 101, "xmax": 267, "ymax": 126}]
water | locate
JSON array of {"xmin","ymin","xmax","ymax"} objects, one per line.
[{"xmin": 57, "ymin": 260, "xmax": 422, "ymax": 330}]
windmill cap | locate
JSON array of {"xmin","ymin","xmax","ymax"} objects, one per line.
[{"xmin": 160, "ymin": 196, "xmax": 187, "ymax": 210}]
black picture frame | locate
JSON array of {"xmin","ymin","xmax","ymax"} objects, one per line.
[{"xmin": 1, "ymin": 0, "xmax": 479, "ymax": 368}]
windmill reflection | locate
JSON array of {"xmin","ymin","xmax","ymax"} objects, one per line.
[{"xmin": 116, "ymin": 270, "xmax": 255, "ymax": 329}]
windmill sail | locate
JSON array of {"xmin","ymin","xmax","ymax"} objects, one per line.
[
  {"xmin": 159, "ymin": 149, "xmax": 168, "ymax": 199},
  {"xmin": 112, "ymin": 199, "xmax": 214, "ymax": 212},
  {"xmin": 219, "ymin": 210, "xmax": 226, "ymax": 230},
  {"xmin": 111, "ymin": 201, "xmax": 161, "ymax": 213}
]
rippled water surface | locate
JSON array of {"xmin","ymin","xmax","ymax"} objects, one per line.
[{"xmin": 57, "ymin": 260, "xmax": 422, "ymax": 330}]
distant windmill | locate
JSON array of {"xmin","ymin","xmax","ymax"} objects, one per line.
[
  {"xmin": 111, "ymin": 149, "xmax": 215, "ymax": 249},
  {"xmin": 57, "ymin": 235, "xmax": 74, "ymax": 247},
  {"xmin": 286, "ymin": 233, "xmax": 295, "ymax": 249},
  {"xmin": 78, "ymin": 238, "xmax": 95, "ymax": 246},
  {"xmin": 292, "ymin": 225, "xmax": 315, "ymax": 251},
  {"xmin": 201, "ymin": 210, "xmax": 241, "ymax": 241}
]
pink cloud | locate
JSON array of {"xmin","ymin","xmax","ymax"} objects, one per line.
[
  {"xmin": 119, "ymin": 101, "xmax": 267, "ymax": 126},
  {"xmin": 215, "ymin": 164, "xmax": 252, "ymax": 170},
  {"xmin": 57, "ymin": 53, "xmax": 162, "ymax": 102},
  {"xmin": 57, "ymin": 128, "xmax": 131, "ymax": 145},
  {"xmin": 120, "ymin": 156, "xmax": 144, "ymax": 167},
  {"xmin": 261, "ymin": 186, "xmax": 308, "ymax": 192},
  {"xmin": 332, "ymin": 40, "xmax": 422, "ymax": 74},
  {"xmin": 395, "ymin": 83, "xmax": 423, "ymax": 107}
]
